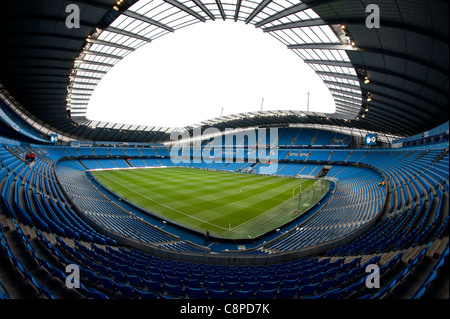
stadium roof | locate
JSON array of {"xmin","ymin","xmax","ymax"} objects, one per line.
[{"xmin": 0, "ymin": 0, "xmax": 448, "ymax": 143}]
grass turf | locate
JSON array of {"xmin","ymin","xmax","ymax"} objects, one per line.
[{"xmin": 91, "ymin": 167, "xmax": 329, "ymax": 240}]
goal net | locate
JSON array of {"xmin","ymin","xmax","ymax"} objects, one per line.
[
  {"xmin": 314, "ymin": 179, "xmax": 326, "ymax": 191},
  {"xmin": 292, "ymin": 185, "xmax": 302, "ymax": 198}
]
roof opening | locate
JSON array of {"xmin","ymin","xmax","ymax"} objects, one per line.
[{"xmin": 86, "ymin": 20, "xmax": 335, "ymax": 128}]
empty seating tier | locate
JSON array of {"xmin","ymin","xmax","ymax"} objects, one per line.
[{"xmin": 1, "ymin": 138, "xmax": 448, "ymax": 300}]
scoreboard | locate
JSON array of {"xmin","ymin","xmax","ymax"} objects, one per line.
[
  {"xmin": 50, "ymin": 134, "xmax": 58, "ymax": 143},
  {"xmin": 365, "ymin": 134, "xmax": 377, "ymax": 145}
]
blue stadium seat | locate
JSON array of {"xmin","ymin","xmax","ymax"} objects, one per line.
[
  {"xmin": 318, "ymin": 279, "xmax": 336, "ymax": 294},
  {"xmin": 164, "ymin": 283, "xmax": 185, "ymax": 297},
  {"xmin": 322, "ymin": 288, "xmax": 342, "ymax": 299},
  {"xmin": 204, "ymin": 280, "xmax": 222, "ymax": 291},
  {"xmin": 148, "ymin": 272, "xmax": 164, "ymax": 282},
  {"xmin": 280, "ymin": 279, "xmax": 298, "ymax": 289},
  {"xmin": 165, "ymin": 275, "xmax": 182, "ymax": 286},
  {"xmin": 84, "ymin": 287, "xmax": 109, "ymax": 299},
  {"xmin": 110, "ymin": 269, "xmax": 125, "ymax": 283},
  {"xmin": 224, "ymin": 281, "xmax": 241, "ymax": 291},
  {"xmin": 143, "ymin": 279, "xmax": 163, "ymax": 293},
  {"xmin": 242, "ymin": 281, "xmax": 260, "ymax": 291},
  {"xmin": 232, "ymin": 290, "xmax": 254, "ymax": 299},
  {"xmin": 342, "ymin": 278, "xmax": 366, "ymax": 297},
  {"xmin": 277, "ymin": 286, "xmax": 298, "ymax": 299},
  {"xmin": 208, "ymin": 289, "xmax": 229, "ymax": 299},
  {"xmin": 117, "ymin": 283, "xmax": 136, "ymax": 298},
  {"xmin": 185, "ymin": 286, "xmax": 208, "ymax": 299},
  {"xmin": 98, "ymin": 276, "xmax": 118, "ymax": 292},
  {"xmin": 31, "ymin": 277, "xmax": 57, "ymax": 299},
  {"xmin": 298, "ymin": 277, "xmax": 312, "ymax": 286},
  {"xmin": 136, "ymin": 289, "xmax": 159, "ymax": 299},
  {"xmin": 206, "ymin": 274, "xmax": 221, "ymax": 282},
  {"xmin": 83, "ymin": 269, "xmax": 100, "ymax": 285},
  {"xmin": 181, "ymin": 278, "xmax": 199, "ymax": 288},
  {"xmin": 255, "ymin": 289, "xmax": 277, "ymax": 299},
  {"xmin": 125, "ymin": 274, "xmax": 143, "ymax": 288},
  {"xmin": 134, "ymin": 269, "xmax": 148, "ymax": 278},
  {"xmin": 298, "ymin": 283, "xmax": 319, "ymax": 297},
  {"xmin": 261, "ymin": 281, "xmax": 279, "ymax": 290}
]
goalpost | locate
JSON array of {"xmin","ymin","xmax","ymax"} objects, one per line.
[
  {"xmin": 291, "ymin": 184, "xmax": 305, "ymax": 214},
  {"xmin": 292, "ymin": 180, "xmax": 326, "ymax": 212},
  {"xmin": 290, "ymin": 179, "xmax": 328, "ymax": 214},
  {"xmin": 293, "ymin": 180, "xmax": 325, "ymax": 199},
  {"xmin": 292, "ymin": 185, "xmax": 302, "ymax": 198}
]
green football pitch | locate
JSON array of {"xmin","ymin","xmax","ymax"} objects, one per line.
[{"xmin": 91, "ymin": 167, "xmax": 329, "ymax": 240}]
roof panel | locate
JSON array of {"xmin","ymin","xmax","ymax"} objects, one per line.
[{"xmin": 0, "ymin": 0, "xmax": 448, "ymax": 142}]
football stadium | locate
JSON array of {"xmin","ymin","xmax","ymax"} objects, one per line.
[{"xmin": 0, "ymin": 0, "xmax": 448, "ymax": 308}]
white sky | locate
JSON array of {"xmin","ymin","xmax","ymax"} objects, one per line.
[{"xmin": 86, "ymin": 20, "xmax": 335, "ymax": 128}]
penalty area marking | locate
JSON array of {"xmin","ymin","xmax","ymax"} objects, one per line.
[
  {"xmin": 240, "ymin": 186, "xmax": 259, "ymax": 193},
  {"xmin": 228, "ymin": 181, "xmax": 317, "ymax": 234},
  {"xmin": 93, "ymin": 172, "xmax": 229, "ymax": 231}
]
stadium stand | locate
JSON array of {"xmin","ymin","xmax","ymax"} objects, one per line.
[{"xmin": 1, "ymin": 125, "xmax": 448, "ymax": 300}]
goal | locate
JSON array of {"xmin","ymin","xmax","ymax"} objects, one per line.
[
  {"xmin": 314, "ymin": 179, "xmax": 326, "ymax": 191},
  {"xmin": 292, "ymin": 185, "xmax": 302, "ymax": 198}
]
